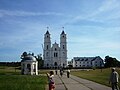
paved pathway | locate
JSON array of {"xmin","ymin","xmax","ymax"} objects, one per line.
[{"xmin": 46, "ymin": 73, "xmax": 111, "ymax": 90}]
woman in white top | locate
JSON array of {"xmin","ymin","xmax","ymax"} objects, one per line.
[{"xmin": 47, "ymin": 71, "xmax": 55, "ymax": 90}]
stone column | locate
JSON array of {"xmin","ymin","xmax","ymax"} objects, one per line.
[
  {"xmin": 36, "ymin": 62, "xmax": 38, "ymax": 75},
  {"xmin": 31, "ymin": 63, "xmax": 33, "ymax": 75},
  {"xmin": 25, "ymin": 63, "xmax": 27, "ymax": 75}
]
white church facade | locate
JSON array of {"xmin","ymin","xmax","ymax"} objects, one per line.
[{"xmin": 43, "ymin": 30, "xmax": 67, "ymax": 68}]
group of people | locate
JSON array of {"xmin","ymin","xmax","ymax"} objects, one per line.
[
  {"xmin": 47, "ymin": 68, "xmax": 119, "ymax": 90},
  {"xmin": 56, "ymin": 68, "xmax": 70, "ymax": 78}
]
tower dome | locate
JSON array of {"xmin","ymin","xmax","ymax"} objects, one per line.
[{"xmin": 21, "ymin": 55, "xmax": 36, "ymax": 62}]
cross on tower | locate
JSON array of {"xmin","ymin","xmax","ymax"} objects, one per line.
[
  {"xmin": 62, "ymin": 27, "xmax": 64, "ymax": 30},
  {"xmin": 47, "ymin": 27, "xmax": 49, "ymax": 30}
]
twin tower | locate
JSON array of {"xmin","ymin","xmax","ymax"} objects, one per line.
[{"xmin": 43, "ymin": 30, "xmax": 67, "ymax": 68}]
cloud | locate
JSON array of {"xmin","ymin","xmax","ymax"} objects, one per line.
[
  {"xmin": 65, "ymin": 0, "xmax": 120, "ymax": 26},
  {"xmin": 0, "ymin": 9, "xmax": 64, "ymax": 18},
  {"xmin": 86, "ymin": 0, "xmax": 120, "ymax": 20},
  {"xmin": 97, "ymin": 0, "xmax": 119, "ymax": 12}
]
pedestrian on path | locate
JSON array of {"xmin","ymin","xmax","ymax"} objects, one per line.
[
  {"xmin": 47, "ymin": 71, "xmax": 55, "ymax": 90},
  {"xmin": 67, "ymin": 69, "xmax": 70, "ymax": 78},
  {"xmin": 60, "ymin": 69, "xmax": 63, "ymax": 77},
  {"xmin": 55, "ymin": 69, "xmax": 57, "ymax": 75},
  {"xmin": 109, "ymin": 68, "xmax": 119, "ymax": 90}
]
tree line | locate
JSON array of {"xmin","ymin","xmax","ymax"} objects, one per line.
[
  {"xmin": 104, "ymin": 55, "xmax": 120, "ymax": 68},
  {"xmin": 20, "ymin": 52, "xmax": 120, "ymax": 68},
  {"xmin": 0, "ymin": 52, "xmax": 120, "ymax": 68}
]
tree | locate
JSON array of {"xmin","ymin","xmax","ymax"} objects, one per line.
[
  {"xmin": 35, "ymin": 54, "xmax": 44, "ymax": 68},
  {"xmin": 104, "ymin": 56, "xmax": 120, "ymax": 67},
  {"xmin": 68, "ymin": 65, "xmax": 73, "ymax": 69}
]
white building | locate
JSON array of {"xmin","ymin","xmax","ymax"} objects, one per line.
[
  {"xmin": 72, "ymin": 56, "xmax": 104, "ymax": 68},
  {"xmin": 43, "ymin": 30, "xmax": 67, "ymax": 68},
  {"xmin": 21, "ymin": 55, "xmax": 38, "ymax": 75},
  {"xmin": 67, "ymin": 61, "xmax": 73, "ymax": 67}
]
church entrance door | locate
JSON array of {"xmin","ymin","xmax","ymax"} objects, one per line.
[{"xmin": 54, "ymin": 62, "xmax": 58, "ymax": 69}]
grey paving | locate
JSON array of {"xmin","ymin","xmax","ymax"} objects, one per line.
[
  {"xmin": 59, "ymin": 74, "xmax": 90, "ymax": 90},
  {"xmin": 46, "ymin": 73, "xmax": 111, "ymax": 90},
  {"xmin": 54, "ymin": 75, "xmax": 66, "ymax": 90},
  {"xmin": 69, "ymin": 74, "xmax": 111, "ymax": 90}
]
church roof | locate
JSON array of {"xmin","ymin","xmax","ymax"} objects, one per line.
[
  {"xmin": 73, "ymin": 56, "xmax": 103, "ymax": 62},
  {"xmin": 46, "ymin": 30, "xmax": 50, "ymax": 34},
  {"xmin": 61, "ymin": 31, "xmax": 65, "ymax": 34},
  {"xmin": 52, "ymin": 42, "xmax": 59, "ymax": 46}
]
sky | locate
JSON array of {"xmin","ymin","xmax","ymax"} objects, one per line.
[{"xmin": 0, "ymin": 0, "xmax": 120, "ymax": 62}]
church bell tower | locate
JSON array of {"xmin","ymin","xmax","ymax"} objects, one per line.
[
  {"xmin": 44, "ymin": 29, "xmax": 51, "ymax": 67},
  {"xmin": 60, "ymin": 30, "xmax": 67, "ymax": 67}
]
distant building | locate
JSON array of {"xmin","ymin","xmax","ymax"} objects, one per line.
[
  {"xmin": 21, "ymin": 54, "xmax": 38, "ymax": 75},
  {"xmin": 43, "ymin": 30, "xmax": 67, "ymax": 68},
  {"xmin": 72, "ymin": 56, "xmax": 104, "ymax": 68},
  {"xmin": 68, "ymin": 61, "xmax": 73, "ymax": 66}
]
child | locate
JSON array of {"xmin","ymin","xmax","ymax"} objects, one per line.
[{"xmin": 47, "ymin": 71, "xmax": 55, "ymax": 90}]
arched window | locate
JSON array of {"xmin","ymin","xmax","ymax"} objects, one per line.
[
  {"xmin": 55, "ymin": 48, "xmax": 57, "ymax": 51},
  {"xmin": 27, "ymin": 64, "xmax": 31, "ymax": 72},
  {"xmin": 54, "ymin": 62, "xmax": 57, "ymax": 66},
  {"xmin": 56, "ymin": 53, "xmax": 58, "ymax": 57},
  {"xmin": 54, "ymin": 52, "xmax": 58, "ymax": 57},
  {"xmin": 63, "ymin": 45, "xmax": 65, "ymax": 49}
]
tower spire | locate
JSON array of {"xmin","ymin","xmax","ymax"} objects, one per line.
[
  {"xmin": 61, "ymin": 27, "xmax": 65, "ymax": 34},
  {"xmin": 46, "ymin": 27, "xmax": 50, "ymax": 34}
]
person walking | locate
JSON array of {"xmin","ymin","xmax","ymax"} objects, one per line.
[
  {"xmin": 67, "ymin": 69, "xmax": 70, "ymax": 78},
  {"xmin": 109, "ymin": 68, "xmax": 119, "ymax": 90},
  {"xmin": 60, "ymin": 69, "xmax": 63, "ymax": 77},
  {"xmin": 47, "ymin": 71, "xmax": 55, "ymax": 90},
  {"xmin": 55, "ymin": 69, "xmax": 57, "ymax": 75}
]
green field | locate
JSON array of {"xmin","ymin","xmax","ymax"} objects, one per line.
[
  {"xmin": 0, "ymin": 66, "xmax": 47, "ymax": 90},
  {"xmin": 71, "ymin": 68, "xmax": 120, "ymax": 87},
  {"xmin": 1, "ymin": 66, "xmax": 120, "ymax": 90}
]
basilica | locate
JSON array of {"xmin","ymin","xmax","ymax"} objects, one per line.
[{"xmin": 43, "ymin": 30, "xmax": 67, "ymax": 68}]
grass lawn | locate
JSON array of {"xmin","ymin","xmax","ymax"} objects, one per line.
[
  {"xmin": 71, "ymin": 68, "xmax": 120, "ymax": 87},
  {"xmin": 0, "ymin": 66, "xmax": 47, "ymax": 90},
  {"xmin": 38, "ymin": 69, "xmax": 50, "ymax": 74}
]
